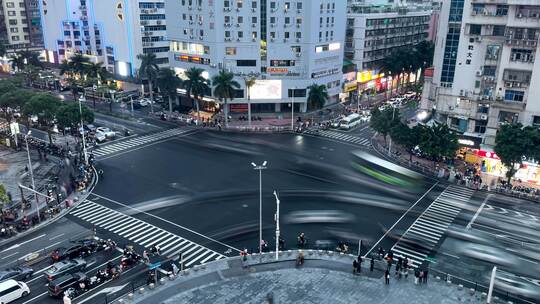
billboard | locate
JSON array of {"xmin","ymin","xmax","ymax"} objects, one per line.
[{"xmin": 250, "ymin": 80, "xmax": 282, "ymax": 100}]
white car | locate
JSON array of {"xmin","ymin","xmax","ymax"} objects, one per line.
[
  {"xmin": 0, "ymin": 280, "xmax": 30, "ymax": 303},
  {"xmin": 95, "ymin": 127, "xmax": 116, "ymax": 139},
  {"xmin": 94, "ymin": 132, "xmax": 107, "ymax": 143},
  {"xmin": 404, "ymin": 91, "xmax": 417, "ymax": 98},
  {"xmin": 78, "ymin": 95, "xmax": 86, "ymax": 102}
]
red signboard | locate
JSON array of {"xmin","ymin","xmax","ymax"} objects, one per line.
[{"xmin": 230, "ymin": 104, "xmax": 248, "ymax": 113}]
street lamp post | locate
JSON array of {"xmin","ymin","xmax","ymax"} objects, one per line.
[
  {"xmin": 251, "ymin": 161, "xmax": 267, "ymax": 254},
  {"xmin": 273, "ymin": 190, "xmax": 280, "ymax": 261},
  {"xmin": 291, "ymin": 87, "xmax": 296, "ymax": 131},
  {"xmin": 388, "ymin": 106, "xmax": 397, "ymax": 156},
  {"xmin": 24, "ymin": 131, "xmax": 40, "ymax": 222},
  {"xmin": 78, "ymin": 98, "xmax": 88, "ymax": 165}
]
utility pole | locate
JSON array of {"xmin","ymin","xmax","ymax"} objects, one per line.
[
  {"xmin": 252, "ymin": 161, "xmax": 267, "ymax": 254},
  {"xmin": 24, "ymin": 132, "xmax": 40, "ymax": 222},
  {"xmin": 273, "ymin": 190, "xmax": 280, "ymax": 260}
]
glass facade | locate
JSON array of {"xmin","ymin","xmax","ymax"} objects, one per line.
[{"xmin": 440, "ymin": 0, "xmax": 464, "ymax": 85}]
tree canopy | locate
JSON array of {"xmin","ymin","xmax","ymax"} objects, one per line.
[
  {"xmin": 307, "ymin": 84, "xmax": 329, "ymax": 110},
  {"xmin": 56, "ymin": 103, "xmax": 94, "ymax": 129},
  {"xmin": 370, "ymin": 107, "xmax": 400, "ymax": 142}
]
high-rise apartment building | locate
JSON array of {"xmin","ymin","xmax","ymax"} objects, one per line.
[
  {"xmin": 40, "ymin": 0, "xmax": 169, "ymax": 77},
  {"xmin": 423, "ymin": 0, "xmax": 540, "ymax": 147},
  {"xmin": 0, "ymin": 0, "xmax": 43, "ymax": 50},
  {"xmin": 166, "ymin": 0, "xmax": 346, "ymax": 113}
]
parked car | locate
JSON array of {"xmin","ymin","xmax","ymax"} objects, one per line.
[
  {"xmin": 0, "ymin": 280, "xmax": 30, "ymax": 303},
  {"xmin": 45, "ymin": 259, "xmax": 87, "ymax": 281},
  {"xmin": 95, "ymin": 127, "xmax": 116, "ymax": 139},
  {"xmin": 73, "ymin": 239, "xmax": 99, "ymax": 252},
  {"xmin": 85, "ymin": 124, "xmax": 97, "ymax": 133},
  {"xmin": 50, "ymin": 245, "xmax": 87, "ymax": 262},
  {"xmin": 0, "ymin": 267, "xmax": 33, "ymax": 282},
  {"xmin": 47, "ymin": 272, "xmax": 86, "ymax": 298},
  {"xmin": 78, "ymin": 95, "xmax": 86, "ymax": 102},
  {"xmin": 94, "ymin": 132, "xmax": 107, "ymax": 143},
  {"xmin": 138, "ymin": 98, "xmax": 153, "ymax": 107},
  {"xmin": 403, "ymin": 91, "xmax": 417, "ymax": 98}
]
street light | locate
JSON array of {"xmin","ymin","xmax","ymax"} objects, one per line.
[
  {"xmin": 273, "ymin": 190, "xmax": 280, "ymax": 261},
  {"xmin": 24, "ymin": 131, "xmax": 40, "ymax": 222},
  {"xmin": 388, "ymin": 105, "xmax": 397, "ymax": 156},
  {"xmin": 291, "ymin": 87, "xmax": 296, "ymax": 131},
  {"xmin": 251, "ymin": 161, "xmax": 267, "ymax": 254},
  {"xmin": 78, "ymin": 97, "xmax": 88, "ymax": 165}
]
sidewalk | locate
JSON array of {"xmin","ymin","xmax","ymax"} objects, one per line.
[{"xmin": 114, "ymin": 251, "xmax": 507, "ymax": 304}]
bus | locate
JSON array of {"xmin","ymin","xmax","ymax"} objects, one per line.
[
  {"xmin": 350, "ymin": 150, "xmax": 424, "ymax": 187},
  {"xmin": 339, "ymin": 113, "xmax": 362, "ymax": 130}
]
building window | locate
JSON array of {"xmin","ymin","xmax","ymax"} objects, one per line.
[
  {"xmin": 251, "ymin": 31, "xmax": 257, "ymax": 39},
  {"xmin": 251, "ymin": 1, "xmax": 257, "ymax": 9},
  {"xmin": 474, "ymin": 120, "xmax": 487, "ymax": 133},
  {"xmin": 284, "ymin": 32, "xmax": 290, "ymax": 39},
  {"xmin": 295, "ymin": 32, "xmax": 301, "ymax": 38},
  {"xmin": 288, "ymin": 88, "xmax": 306, "ymax": 97},
  {"xmin": 6, "ymin": 2, "xmax": 14, "ymax": 8},
  {"xmin": 237, "ymin": 60, "xmax": 256, "ymax": 66},
  {"xmin": 492, "ymin": 25, "xmax": 505, "ymax": 36},
  {"xmin": 495, "ymin": 5, "xmax": 508, "ymax": 16},
  {"xmin": 8, "ymin": 19, "xmax": 17, "ymax": 25},
  {"xmin": 238, "ymin": 31, "xmax": 243, "ymax": 38},
  {"xmin": 11, "ymin": 35, "xmax": 20, "ymax": 41},
  {"xmin": 9, "ymin": 28, "xmax": 18, "ymax": 33},
  {"xmin": 504, "ymin": 90, "xmax": 524, "ymax": 102},
  {"xmin": 297, "ymin": 2, "xmax": 302, "ymax": 10},
  {"xmin": 270, "ymin": 32, "xmax": 275, "ymax": 39},
  {"xmin": 469, "ymin": 24, "xmax": 482, "ymax": 35},
  {"xmin": 270, "ymin": 2, "xmax": 276, "ymax": 9},
  {"xmin": 225, "ymin": 31, "xmax": 231, "ymax": 38},
  {"xmin": 533, "ymin": 116, "xmax": 540, "ymax": 126},
  {"xmin": 483, "ymin": 66, "xmax": 496, "ymax": 76},
  {"xmin": 225, "ymin": 16, "xmax": 231, "ymax": 23},
  {"xmin": 7, "ymin": 11, "xmax": 16, "ymax": 16},
  {"xmin": 224, "ymin": 0, "xmax": 230, "ymax": 8},
  {"xmin": 226, "ymin": 47, "xmax": 236, "ymax": 55},
  {"xmin": 238, "ymin": 16, "xmax": 243, "ymax": 23},
  {"xmin": 237, "ymin": 0, "xmax": 243, "ymax": 8},
  {"xmin": 285, "ymin": 17, "xmax": 290, "ymax": 24},
  {"xmin": 498, "ymin": 111, "xmax": 519, "ymax": 124}
]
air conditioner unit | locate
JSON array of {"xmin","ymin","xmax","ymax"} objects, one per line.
[
  {"xmin": 271, "ymin": 23, "xmax": 275, "ymax": 27},
  {"xmin": 252, "ymin": 23, "xmax": 257, "ymax": 28},
  {"xmin": 188, "ymin": 6, "xmax": 192, "ymax": 10},
  {"xmin": 252, "ymin": 38, "xmax": 256, "ymax": 42},
  {"xmin": 475, "ymin": 36, "xmax": 482, "ymax": 42},
  {"xmin": 297, "ymin": 9, "xmax": 302, "ymax": 13},
  {"xmin": 296, "ymin": 38, "xmax": 300, "ymax": 42},
  {"xmin": 189, "ymin": 21, "xmax": 194, "ymax": 25},
  {"xmin": 198, "ymin": 21, "xmax": 203, "ymax": 25},
  {"xmin": 271, "ymin": 8, "xmax": 277, "ymax": 12},
  {"xmin": 156, "ymin": 20, "xmax": 162, "ymax": 25},
  {"xmin": 199, "ymin": 36, "xmax": 203, "ymax": 40},
  {"xmin": 476, "ymin": 70, "xmax": 482, "ymax": 76},
  {"xmin": 210, "ymin": 63, "xmax": 217, "ymax": 68},
  {"xmin": 480, "ymin": 114, "xmax": 488, "ymax": 120},
  {"xmin": 283, "ymin": 38, "xmax": 288, "ymax": 42},
  {"xmin": 237, "ymin": 38, "xmax": 241, "ymax": 41},
  {"xmin": 198, "ymin": 6, "xmax": 202, "ymax": 11},
  {"xmin": 236, "ymin": 8, "xmax": 240, "ymax": 12},
  {"xmin": 505, "ymin": 82, "xmax": 513, "ymax": 87},
  {"xmin": 189, "ymin": 35, "xmax": 194, "ymax": 39},
  {"xmin": 295, "ymin": 52, "xmax": 301, "ymax": 57},
  {"xmin": 236, "ymin": 24, "xmax": 240, "ymax": 27},
  {"xmin": 252, "ymin": 8, "xmax": 256, "ymax": 12},
  {"xmin": 459, "ymin": 89, "xmax": 465, "ymax": 96},
  {"xmin": 296, "ymin": 24, "xmax": 301, "ymax": 28},
  {"xmin": 517, "ymin": 13, "xmax": 523, "ymax": 18},
  {"xmin": 271, "ymin": 38, "xmax": 275, "ymax": 42}
]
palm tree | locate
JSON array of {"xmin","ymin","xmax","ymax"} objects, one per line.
[
  {"xmin": 10, "ymin": 53, "xmax": 26, "ymax": 72},
  {"xmin": 86, "ymin": 62, "xmax": 111, "ymax": 108},
  {"xmin": 184, "ymin": 67, "xmax": 210, "ymax": 125},
  {"xmin": 157, "ymin": 68, "xmax": 182, "ymax": 113},
  {"xmin": 244, "ymin": 77, "xmax": 256, "ymax": 127},
  {"xmin": 137, "ymin": 53, "xmax": 160, "ymax": 113},
  {"xmin": 59, "ymin": 59, "xmax": 75, "ymax": 78},
  {"xmin": 213, "ymin": 70, "xmax": 240, "ymax": 127},
  {"xmin": 69, "ymin": 53, "xmax": 90, "ymax": 78},
  {"xmin": 307, "ymin": 84, "xmax": 329, "ymax": 110}
]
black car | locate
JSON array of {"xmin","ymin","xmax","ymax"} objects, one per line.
[
  {"xmin": 74, "ymin": 239, "xmax": 99, "ymax": 252},
  {"xmin": 0, "ymin": 266, "xmax": 34, "ymax": 282},
  {"xmin": 51, "ymin": 245, "xmax": 89, "ymax": 262},
  {"xmin": 48, "ymin": 272, "xmax": 87, "ymax": 297}
]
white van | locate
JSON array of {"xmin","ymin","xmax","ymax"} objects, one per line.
[
  {"xmin": 339, "ymin": 113, "xmax": 362, "ymax": 130},
  {"xmin": 0, "ymin": 280, "xmax": 30, "ymax": 303}
]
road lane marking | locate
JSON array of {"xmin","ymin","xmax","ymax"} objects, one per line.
[
  {"xmin": 363, "ymin": 182, "xmax": 439, "ymax": 257},
  {"xmin": 467, "ymin": 194, "xmax": 493, "ymax": 230},
  {"xmin": 21, "ymin": 291, "xmax": 47, "ymax": 304},
  {"xmin": 1, "ymin": 234, "xmax": 46, "ymax": 253},
  {"xmin": 49, "ymin": 233, "xmax": 65, "ymax": 240},
  {"xmin": 1, "ymin": 251, "xmax": 18, "ymax": 259}
]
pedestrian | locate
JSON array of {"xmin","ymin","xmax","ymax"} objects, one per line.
[
  {"xmin": 352, "ymin": 259, "xmax": 358, "ymax": 274},
  {"xmin": 142, "ymin": 250, "xmax": 149, "ymax": 263},
  {"xmin": 171, "ymin": 263, "xmax": 179, "ymax": 276},
  {"xmin": 370, "ymin": 256, "xmax": 374, "ymax": 272},
  {"xmin": 419, "ymin": 270, "xmax": 424, "ymax": 284},
  {"xmin": 414, "ymin": 269, "xmax": 420, "ymax": 285},
  {"xmin": 386, "ymin": 256, "xmax": 392, "ymax": 271},
  {"xmin": 423, "ymin": 269, "xmax": 428, "ymax": 284},
  {"xmin": 378, "ymin": 246, "xmax": 385, "ymax": 259},
  {"xmin": 404, "ymin": 256, "xmax": 408, "ymax": 270},
  {"xmin": 384, "ymin": 269, "xmax": 390, "ymax": 285},
  {"xmin": 357, "ymin": 255, "xmax": 362, "ymax": 273}
]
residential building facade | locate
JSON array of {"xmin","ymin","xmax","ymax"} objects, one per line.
[
  {"xmin": 0, "ymin": 0, "xmax": 43, "ymax": 50},
  {"xmin": 40, "ymin": 0, "xmax": 169, "ymax": 77},
  {"xmin": 423, "ymin": 0, "xmax": 540, "ymax": 147},
  {"xmin": 166, "ymin": 0, "xmax": 346, "ymax": 113}
]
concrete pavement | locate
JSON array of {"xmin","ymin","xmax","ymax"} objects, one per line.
[{"xmin": 119, "ymin": 252, "xmax": 501, "ymax": 304}]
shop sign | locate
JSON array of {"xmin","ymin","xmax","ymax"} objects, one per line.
[
  {"xmin": 344, "ymin": 82, "xmax": 357, "ymax": 93},
  {"xmin": 268, "ymin": 67, "xmax": 288, "ymax": 74},
  {"xmin": 230, "ymin": 104, "xmax": 248, "ymax": 113}
]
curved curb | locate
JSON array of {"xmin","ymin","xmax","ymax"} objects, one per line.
[{"xmin": 0, "ymin": 166, "xmax": 99, "ymax": 248}]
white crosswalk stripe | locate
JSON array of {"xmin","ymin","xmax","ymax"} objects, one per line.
[
  {"xmin": 69, "ymin": 200, "xmax": 225, "ymax": 267},
  {"xmin": 391, "ymin": 185, "xmax": 475, "ymax": 268},
  {"xmin": 91, "ymin": 128, "xmax": 191, "ymax": 157},
  {"xmin": 302, "ymin": 129, "xmax": 371, "ymax": 146}
]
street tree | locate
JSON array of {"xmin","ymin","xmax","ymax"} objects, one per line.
[
  {"xmin": 56, "ymin": 103, "xmax": 94, "ymax": 131},
  {"xmin": 390, "ymin": 122, "xmax": 422, "ymax": 161},
  {"xmin": 69, "ymin": 53, "xmax": 91, "ymax": 77},
  {"xmin": 370, "ymin": 107, "xmax": 400, "ymax": 143},
  {"xmin": 184, "ymin": 67, "xmax": 210, "ymax": 125},
  {"xmin": 22, "ymin": 93, "xmax": 61, "ymax": 144},
  {"xmin": 0, "ymin": 183, "xmax": 9, "ymax": 208},
  {"xmin": 212, "ymin": 70, "xmax": 240, "ymax": 127},
  {"xmin": 137, "ymin": 53, "xmax": 160, "ymax": 113},
  {"xmin": 157, "ymin": 68, "xmax": 182, "ymax": 113},
  {"xmin": 0, "ymin": 89, "xmax": 35, "ymax": 118},
  {"xmin": 523, "ymin": 126, "xmax": 540, "ymax": 163},
  {"xmin": 85, "ymin": 62, "xmax": 111, "ymax": 108},
  {"xmin": 307, "ymin": 84, "xmax": 329, "ymax": 110},
  {"xmin": 419, "ymin": 124, "xmax": 459, "ymax": 166},
  {"xmin": 244, "ymin": 77, "xmax": 256, "ymax": 126},
  {"xmin": 494, "ymin": 124, "xmax": 529, "ymax": 182}
]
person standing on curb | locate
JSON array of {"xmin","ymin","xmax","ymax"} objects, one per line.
[
  {"xmin": 352, "ymin": 259, "xmax": 358, "ymax": 274},
  {"xmin": 370, "ymin": 256, "xmax": 374, "ymax": 272},
  {"xmin": 384, "ymin": 269, "xmax": 390, "ymax": 285},
  {"xmin": 423, "ymin": 269, "xmax": 428, "ymax": 284},
  {"xmin": 414, "ymin": 269, "xmax": 420, "ymax": 284},
  {"xmin": 357, "ymin": 255, "xmax": 362, "ymax": 273}
]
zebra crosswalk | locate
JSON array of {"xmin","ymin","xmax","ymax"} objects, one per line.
[
  {"xmin": 391, "ymin": 185, "xmax": 475, "ymax": 268},
  {"xmin": 92, "ymin": 128, "xmax": 191, "ymax": 157},
  {"xmin": 69, "ymin": 200, "xmax": 225, "ymax": 267},
  {"xmin": 303, "ymin": 129, "xmax": 371, "ymax": 146}
]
